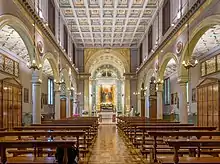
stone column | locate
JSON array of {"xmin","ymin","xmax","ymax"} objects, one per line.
[
  {"xmin": 124, "ymin": 77, "xmax": 130, "ymax": 115},
  {"xmin": 157, "ymin": 83, "xmax": 163, "ymax": 119},
  {"xmin": 179, "ymin": 82, "xmax": 188, "ymax": 123},
  {"xmin": 84, "ymin": 78, "xmax": 90, "ymax": 115},
  {"xmin": 66, "ymin": 90, "xmax": 71, "ymax": 118},
  {"xmin": 54, "ymin": 84, "xmax": 61, "ymax": 120},
  {"xmin": 32, "ymin": 70, "xmax": 41, "ymax": 124},
  {"xmin": 141, "ymin": 91, "xmax": 145, "ymax": 117}
]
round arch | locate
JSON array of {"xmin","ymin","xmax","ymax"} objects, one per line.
[
  {"xmin": 158, "ymin": 52, "xmax": 178, "ymax": 80},
  {"xmin": 40, "ymin": 52, "xmax": 59, "ymax": 81},
  {"xmin": 85, "ymin": 49, "xmax": 130, "ymax": 73},
  {"xmin": 0, "ymin": 14, "xmax": 36, "ymax": 62},
  {"xmin": 179, "ymin": 14, "xmax": 220, "ymax": 78}
]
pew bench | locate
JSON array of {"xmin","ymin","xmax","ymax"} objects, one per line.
[
  {"xmin": 7, "ymin": 148, "xmax": 90, "ymax": 158},
  {"xmin": 0, "ymin": 157, "xmax": 56, "ymax": 164},
  {"xmin": 158, "ymin": 157, "xmax": 220, "ymax": 164}
]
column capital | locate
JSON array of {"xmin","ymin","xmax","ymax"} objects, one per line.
[
  {"xmin": 157, "ymin": 83, "xmax": 163, "ymax": 92},
  {"xmin": 31, "ymin": 70, "xmax": 42, "ymax": 84},
  {"xmin": 177, "ymin": 75, "xmax": 188, "ymax": 84}
]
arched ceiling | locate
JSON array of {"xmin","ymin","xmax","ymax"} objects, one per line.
[
  {"xmin": 42, "ymin": 59, "xmax": 53, "ymax": 76},
  {"xmin": 89, "ymin": 54, "xmax": 125, "ymax": 77},
  {"xmin": 193, "ymin": 25, "xmax": 220, "ymax": 57},
  {"xmin": 93, "ymin": 64, "xmax": 121, "ymax": 78},
  {"xmin": 58, "ymin": 0, "xmax": 160, "ymax": 48},
  {"xmin": 0, "ymin": 25, "xmax": 30, "ymax": 62},
  {"xmin": 164, "ymin": 58, "xmax": 177, "ymax": 77}
]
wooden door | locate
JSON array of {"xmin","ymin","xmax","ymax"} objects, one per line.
[
  {"xmin": 60, "ymin": 98, "xmax": 66, "ymax": 119},
  {"xmin": 70, "ymin": 99, "xmax": 73, "ymax": 116},
  {"xmin": 149, "ymin": 96, "xmax": 157, "ymax": 119},
  {"xmin": 197, "ymin": 78, "xmax": 220, "ymax": 129}
]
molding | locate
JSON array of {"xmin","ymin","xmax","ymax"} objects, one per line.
[
  {"xmin": 15, "ymin": 0, "xmax": 78, "ymax": 75},
  {"xmin": 137, "ymin": 0, "xmax": 207, "ymax": 73}
]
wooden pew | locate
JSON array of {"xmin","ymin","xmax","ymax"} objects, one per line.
[
  {"xmin": 148, "ymin": 131, "xmax": 220, "ymax": 163},
  {"xmin": 160, "ymin": 139, "xmax": 220, "ymax": 164},
  {"xmin": 0, "ymin": 139, "xmax": 84, "ymax": 164}
]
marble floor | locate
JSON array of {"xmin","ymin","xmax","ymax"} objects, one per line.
[{"xmin": 88, "ymin": 125, "xmax": 145, "ymax": 164}]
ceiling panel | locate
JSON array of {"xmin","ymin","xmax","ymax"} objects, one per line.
[
  {"xmin": 0, "ymin": 25, "xmax": 30, "ymax": 62},
  {"xmin": 193, "ymin": 25, "xmax": 220, "ymax": 57},
  {"xmin": 59, "ymin": 0, "xmax": 160, "ymax": 48}
]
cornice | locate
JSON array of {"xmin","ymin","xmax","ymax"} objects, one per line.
[
  {"xmin": 15, "ymin": 0, "xmax": 78, "ymax": 75},
  {"xmin": 137, "ymin": 0, "xmax": 207, "ymax": 74}
]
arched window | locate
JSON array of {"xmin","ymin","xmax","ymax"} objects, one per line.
[
  {"xmin": 162, "ymin": 0, "xmax": 170, "ymax": 35},
  {"xmin": 148, "ymin": 25, "xmax": 153, "ymax": 53}
]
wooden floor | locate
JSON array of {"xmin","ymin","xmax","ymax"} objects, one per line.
[{"xmin": 88, "ymin": 125, "xmax": 145, "ymax": 164}]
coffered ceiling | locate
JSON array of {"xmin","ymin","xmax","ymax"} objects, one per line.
[{"xmin": 59, "ymin": 0, "xmax": 160, "ymax": 48}]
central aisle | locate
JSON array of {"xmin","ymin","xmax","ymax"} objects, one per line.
[{"xmin": 88, "ymin": 125, "xmax": 144, "ymax": 164}]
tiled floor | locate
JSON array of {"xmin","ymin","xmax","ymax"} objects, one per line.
[{"xmin": 88, "ymin": 125, "xmax": 145, "ymax": 164}]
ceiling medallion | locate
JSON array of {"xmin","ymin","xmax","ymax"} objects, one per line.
[
  {"xmin": 176, "ymin": 41, "xmax": 183, "ymax": 55},
  {"xmin": 37, "ymin": 41, "xmax": 44, "ymax": 55}
]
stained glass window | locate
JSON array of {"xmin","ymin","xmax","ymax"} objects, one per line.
[
  {"xmin": 206, "ymin": 57, "xmax": 216, "ymax": 75},
  {"xmin": 164, "ymin": 78, "xmax": 170, "ymax": 105},
  {"xmin": 4, "ymin": 57, "xmax": 14, "ymax": 75},
  {"xmin": 48, "ymin": 78, "xmax": 54, "ymax": 105}
]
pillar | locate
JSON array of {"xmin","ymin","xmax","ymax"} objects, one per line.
[
  {"xmin": 124, "ymin": 78, "xmax": 130, "ymax": 115},
  {"xmin": 32, "ymin": 70, "xmax": 41, "ymax": 124},
  {"xmin": 54, "ymin": 84, "xmax": 60, "ymax": 120},
  {"xmin": 84, "ymin": 78, "xmax": 89, "ymax": 115},
  {"xmin": 179, "ymin": 82, "xmax": 188, "ymax": 123},
  {"xmin": 141, "ymin": 91, "xmax": 145, "ymax": 117},
  {"xmin": 157, "ymin": 83, "xmax": 163, "ymax": 119},
  {"xmin": 66, "ymin": 90, "xmax": 71, "ymax": 118}
]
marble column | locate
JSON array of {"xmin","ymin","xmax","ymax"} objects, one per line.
[
  {"xmin": 157, "ymin": 83, "xmax": 163, "ymax": 119},
  {"xmin": 32, "ymin": 70, "xmax": 41, "ymax": 124},
  {"xmin": 54, "ymin": 84, "xmax": 61, "ymax": 120},
  {"xmin": 84, "ymin": 78, "xmax": 90, "ymax": 115},
  {"xmin": 179, "ymin": 82, "xmax": 188, "ymax": 123},
  {"xmin": 66, "ymin": 90, "xmax": 71, "ymax": 118},
  {"xmin": 124, "ymin": 78, "xmax": 130, "ymax": 115}
]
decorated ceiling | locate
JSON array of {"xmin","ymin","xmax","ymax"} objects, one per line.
[
  {"xmin": 0, "ymin": 25, "xmax": 30, "ymax": 62},
  {"xmin": 0, "ymin": 25, "xmax": 53, "ymax": 77},
  {"xmin": 164, "ymin": 58, "xmax": 177, "ymax": 77},
  {"xmin": 193, "ymin": 25, "xmax": 220, "ymax": 57},
  {"xmin": 59, "ymin": 0, "xmax": 160, "ymax": 48}
]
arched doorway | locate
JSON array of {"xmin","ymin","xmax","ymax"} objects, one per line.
[
  {"xmin": 90, "ymin": 64, "xmax": 124, "ymax": 123},
  {"xmin": 158, "ymin": 53, "xmax": 178, "ymax": 120}
]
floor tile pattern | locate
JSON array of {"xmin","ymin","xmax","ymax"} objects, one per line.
[{"xmin": 88, "ymin": 125, "xmax": 145, "ymax": 164}]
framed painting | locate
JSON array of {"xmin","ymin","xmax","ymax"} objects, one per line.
[
  {"xmin": 192, "ymin": 88, "xmax": 196, "ymax": 102},
  {"xmin": 24, "ymin": 88, "xmax": 29, "ymax": 103}
]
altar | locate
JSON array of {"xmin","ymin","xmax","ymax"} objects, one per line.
[{"xmin": 99, "ymin": 111, "xmax": 116, "ymax": 124}]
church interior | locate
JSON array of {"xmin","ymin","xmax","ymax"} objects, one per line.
[{"xmin": 1, "ymin": 0, "xmax": 220, "ymax": 163}]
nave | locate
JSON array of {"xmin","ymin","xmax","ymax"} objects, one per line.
[{"xmin": 88, "ymin": 125, "xmax": 144, "ymax": 164}]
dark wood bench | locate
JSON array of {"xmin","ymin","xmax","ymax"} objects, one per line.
[
  {"xmin": 149, "ymin": 131, "xmax": 220, "ymax": 163},
  {"xmin": 0, "ymin": 139, "xmax": 85, "ymax": 163},
  {"xmin": 159, "ymin": 139, "xmax": 220, "ymax": 164}
]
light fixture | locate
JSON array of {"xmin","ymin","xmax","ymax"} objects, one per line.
[
  {"xmin": 182, "ymin": 0, "xmax": 198, "ymax": 70},
  {"xmin": 182, "ymin": 59, "xmax": 198, "ymax": 69},
  {"xmin": 156, "ymin": 78, "xmax": 164, "ymax": 85},
  {"xmin": 133, "ymin": 92, "xmax": 140, "ymax": 95},
  {"xmin": 27, "ymin": 60, "xmax": 41, "ymax": 70},
  {"xmin": 171, "ymin": 23, "xmax": 175, "ymax": 27}
]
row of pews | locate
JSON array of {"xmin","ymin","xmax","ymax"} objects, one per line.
[
  {"xmin": 0, "ymin": 117, "xmax": 99, "ymax": 164},
  {"xmin": 117, "ymin": 116, "xmax": 220, "ymax": 164}
]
